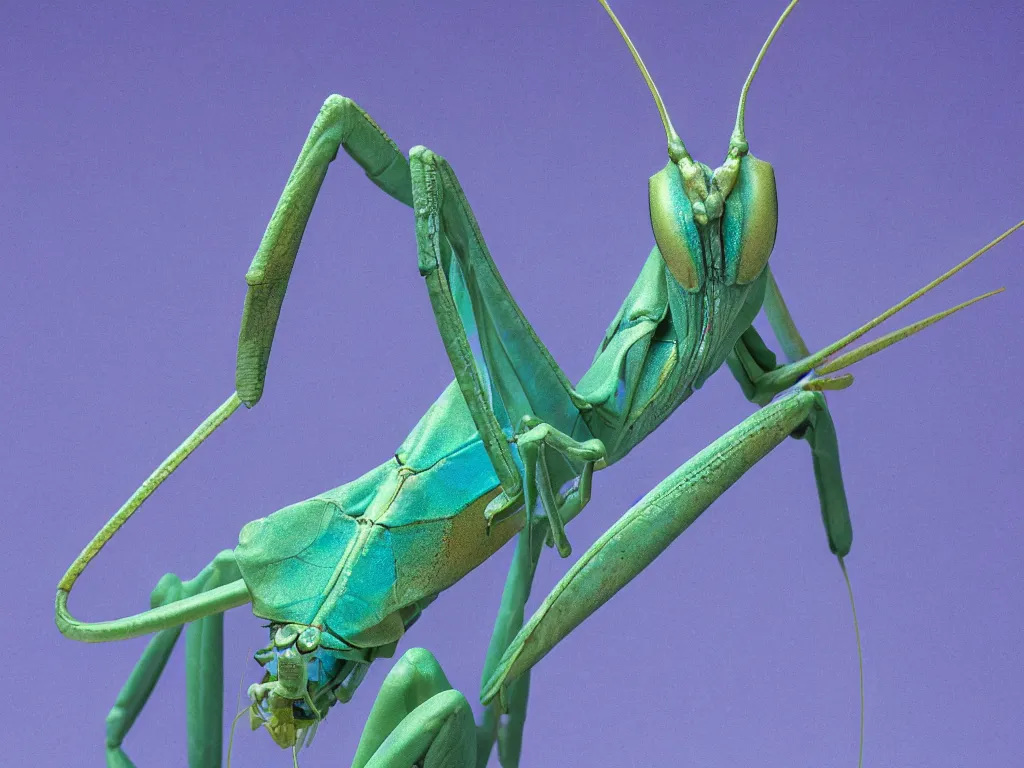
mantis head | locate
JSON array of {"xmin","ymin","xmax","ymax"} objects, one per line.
[
  {"xmin": 648, "ymin": 145, "xmax": 778, "ymax": 293},
  {"xmin": 599, "ymin": 0, "xmax": 799, "ymax": 293}
]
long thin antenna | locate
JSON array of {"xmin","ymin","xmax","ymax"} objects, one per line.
[
  {"xmin": 597, "ymin": 0, "xmax": 688, "ymax": 162},
  {"xmin": 225, "ymin": 704, "xmax": 252, "ymax": 768},
  {"xmin": 731, "ymin": 0, "xmax": 801, "ymax": 152},
  {"xmin": 839, "ymin": 557, "xmax": 865, "ymax": 768}
]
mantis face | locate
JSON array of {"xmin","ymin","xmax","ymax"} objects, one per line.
[
  {"xmin": 649, "ymin": 151, "xmax": 778, "ymax": 292},
  {"xmin": 646, "ymin": 152, "xmax": 778, "ymax": 386},
  {"xmin": 597, "ymin": 0, "xmax": 797, "ymax": 380},
  {"xmin": 247, "ymin": 623, "xmax": 370, "ymax": 749}
]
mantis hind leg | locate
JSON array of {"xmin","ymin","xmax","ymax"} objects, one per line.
[
  {"xmin": 236, "ymin": 95, "xmax": 413, "ymax": 407},
  {"xmin": 350, "ymin": 648, "xmax": 475, "ymax": 768},
  {"xmin": 105, "ymin": 550, "xmax": 240, "ymax": 768}
]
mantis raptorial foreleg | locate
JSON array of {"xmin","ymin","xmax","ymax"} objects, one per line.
[
  {"xmin": 408, "ymin": 146, "xmax": 603, "ymax": 540},
  {"xmin": 478, "ymin": 213, "xmax": 1016, "ymax": 708},
  {"xmin": 761, "ymin": 270, "xmax": 853, "ymax": 554},
  {"xmin": 409, "ymin": 145, "xmax": 610, "ymax": 768},
  {"xmin": 515, "ymin": 415, "xmax": 606, "ymax": 558},
  {"xmin": 105, "ymin": 550, "xmax": 240, "ymax": 768},
  {"xmin": 728, "ymin": 268, "xmax": 853, "ymax": 556},
  {"xmin": 479, "ymin": 386, "xmax": 830, "ymax": 707},
  {"xmin": 350, "ymin": 648, "xmax": 476, "ymax": 768}
]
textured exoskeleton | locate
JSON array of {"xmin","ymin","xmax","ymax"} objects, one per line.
[{"xmin": 55, "ymin": 2, "xmax": 1016, "ymax": 767}]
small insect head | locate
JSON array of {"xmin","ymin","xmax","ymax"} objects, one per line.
[
  {"xmin": 599, "ymin": 0, "xmax": 799, "ymax": 292},
  {"xmin": 247, "ymin": 622, "xmax": 372, "ymax": 749}
]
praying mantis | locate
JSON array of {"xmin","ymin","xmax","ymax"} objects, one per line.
[{"xmin": 53, "ymin": 0, "xmax": 1021, "ymax": 766}]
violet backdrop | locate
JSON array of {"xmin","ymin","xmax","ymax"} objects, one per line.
[{"xmin": 3, "ymin": 1, "xmax": 1022, "ymax": 766}]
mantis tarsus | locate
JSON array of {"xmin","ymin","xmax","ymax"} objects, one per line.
[{"xmin": 54, "ymin": 1, "xmax": 1019, "ymax": 766}]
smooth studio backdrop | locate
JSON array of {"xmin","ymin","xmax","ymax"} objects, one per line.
[{"xmin": 3, "ymin": 1, "xmax": 1022, "ymax": 766}]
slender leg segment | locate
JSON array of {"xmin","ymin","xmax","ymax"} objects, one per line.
[
  {"xmin": 105, "ymin": 581, "xmax": 187, "ymax": 768},
  {"xmin": 726, "ymin": 231, "xmax": 1011, "ymax": 558},
  {"xmin": 480, "ymin": 386, "xmax": 828, "ymax": 706},
  {"xmin": 105, "ymin": 550, "xmax": 240, "ymax": 768},
  {"xmin": 350, "ymin": 648, "xmax": 476, "ymax": 768},
  {"xmin": 475, "ymin": 518, "xmax": 550, "ymax": 768},
  {"xmin": 727, "ymin": 268, "xmax": 853, "ymax": 556},
  {"xmin": 236, "ymin": 95, "xmax": 413, "ymax": 407},
  {"xmin": 761, "ymin": 270, "xmax": 853, "ymax": 555},
  {"xmin": 408, "ymin": 145, "xmax": 601, "ymax": 539}
]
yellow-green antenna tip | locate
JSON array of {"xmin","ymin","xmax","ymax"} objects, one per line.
[{"xmin": 732, "ymin": 0, "xmax": 801, "ymax": 152}]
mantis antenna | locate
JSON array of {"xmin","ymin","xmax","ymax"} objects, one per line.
[
  {"xmin": 731, "ymin": 0, "xmax": 802, "ymax": 154},
  {"xmin": 596, "ymin": 0, "xmax": 689, "ymax": 164}
]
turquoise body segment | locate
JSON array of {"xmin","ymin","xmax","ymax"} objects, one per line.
[{"xmin": 51, "ymin": 2, "xmax": 1018, "ymax": 765}]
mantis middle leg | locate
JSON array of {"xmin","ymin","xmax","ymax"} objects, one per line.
[{"xmin": 105, "ymin": 550, "xmax": 240, "ymax": 768}]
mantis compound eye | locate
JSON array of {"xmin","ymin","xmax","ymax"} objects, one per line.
[
  {"xmin": 721, "ymin": 153, "xmax": 778, "ymax": 285},
  {"xmin": 649, "ymin": 161, "xmax": 705, "ymax": 292},
  {"xmin": 297, "ymin": 626, "xmax": 321, "ymax": 653},
  {"xmin": 274, "ymin": 623, "xmax": 302, "ymax": 648}
]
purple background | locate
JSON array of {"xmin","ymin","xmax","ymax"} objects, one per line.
[{"xmin": 4, "ymin": 1, "xmax": 1022, "ymax": 765}]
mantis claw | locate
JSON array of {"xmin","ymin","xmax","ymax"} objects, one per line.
[
  {"xmin": 482, "ymin": 487, "xmax": 525, "ymax": 531},
  {"xmin": 514, "ymin": 417, "xmax": 607, "ymax": 559}
]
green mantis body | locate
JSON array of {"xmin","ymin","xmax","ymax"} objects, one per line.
[{"xmin": 54, "ymin": 2, "xmax": 1018, "ymax": 766}]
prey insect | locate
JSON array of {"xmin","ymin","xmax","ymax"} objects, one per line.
[{"xmin": 55, "ymin": 1, "xmax": 1018, "ymax": 766}]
